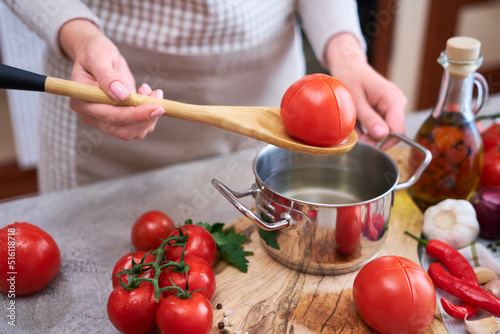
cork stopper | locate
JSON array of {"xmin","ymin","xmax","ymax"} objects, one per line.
[
  {"xmin": 445, "ymin": 36, "xmax": 481, "ymax": 62},
  {"xmin": 442, "ymin": 36, "xmax": 482, "ymax": 77}
]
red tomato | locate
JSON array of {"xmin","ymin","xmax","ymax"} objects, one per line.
[
  {"xmin": 482, "ymin": 123, "xmax": 500, "ymax": 152},
  {"xmin": 280, "ymin": 73, "xmax": 356, "ymax": 147},
  {"xmin": 353, "ymin": 256, "xmax": 436, "ymax": 334},
  {"xmin": 156, "ymin": 292, "xmax": 213, "ymax": 334},
  {"xmin": 107, "ymin": 282, "xmax": 161, "ymax": 334},
  {"xmin": 111, "ymin": 251, "xmax": 156, "ymax": 288},
  {"xmin": 335, "ymin": 206, "xmax": 361, "ymax": 255},
  {"xmin": 480, "ymin": 145, "xmax": 500, "ymax": 187},
  {"xmin": 131, "ymin": 210, "xmax": 175, "ymax": 251},
  {"xmin": 159, "ymin": 255, "xmax": 216, "ymax": 300},
  {"xmin": 0, "ymin": 222, "xmax": 61, "ymax": 295},
  {"xmin": 164, "ymin": 225, "xmax": 217, "ymax": 266}
]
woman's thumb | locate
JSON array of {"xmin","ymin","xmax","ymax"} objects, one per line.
[
  {"xmin": 88, "ymin": 53, "xmax": 133, "ymax": 101},
  {"xmin": 108, "ymin": 80, "xmax": 130, "ymax": 101}
]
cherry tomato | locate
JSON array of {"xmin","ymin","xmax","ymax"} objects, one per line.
[
  {"xmin": 107, "ymin": 282, "xmax": 161, "ymax": 334},
  {"xmin": 480, "ymin": 145, "xmax": 500, "ymax": 187},
  {"xmin": 159, "ymin": 255, "xmax": 216, "ymax": 301},
  {"xmin": 164, "ymin": 224, "xmax": 217, "ymax": 266},
  {"xmin": 111, "ymin": 251, "xmax": 156, "ymax": 288},
  {"xmin": 156, "ymin": 292, "xmax": 213, "ymax": 334},
  {"xmin": 0, "ymin": 222, "xmax": 61, "ymax": 296},
  {"xmin": 353, "ymin": 255, "xmax": 436, "ymax": 334},
  {"xmin": 280, "ymin": 73, "xmax": 356, "ymax": 147},
  {"xmin": 482, "ymin": 122, "xmax": 500, "ymax": 152},
  {"xmin": 335, "ymin": 206, "xmax": 361, "ymax": 255},
  {"xmin": 131, "ymin": 210, "xmax": 176, "ymax": 251}
]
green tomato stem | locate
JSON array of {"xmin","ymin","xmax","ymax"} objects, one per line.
[{"xmin": 117, "ymin": 226, "xmax": 191, "ymax": 303}]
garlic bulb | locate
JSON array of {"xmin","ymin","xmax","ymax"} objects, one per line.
[
  {"xmin": 484, "ymin": 279, "xmax": 500, "ymax": 298},
  {"xmin": 464, "ymin": 316, "xmax": 499, "ymax": 334},
  {"xmin": 474, "ymin": 267, "xmax": 499, "ymax": 285},
  {"xmin": 422, "ymin": 199, "xmax": 480, "ymax": 249}
]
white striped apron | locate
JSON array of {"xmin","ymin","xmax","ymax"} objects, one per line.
[{"xmin": 37, "ymin": 0, "xmax": 305, "ymax": 192}]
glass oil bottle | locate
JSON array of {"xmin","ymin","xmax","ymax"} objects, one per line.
[{"xmin": 409, "ymin": 36, "xmax": 489, "ymax": 211}]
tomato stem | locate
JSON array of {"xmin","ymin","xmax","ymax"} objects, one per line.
[{"xmin": 117, "ymin": 226, "xmax": 192, "ymax": 302}]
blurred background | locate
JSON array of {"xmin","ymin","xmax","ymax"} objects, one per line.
[{"xmin": 0, "ymin": 0, "xmax": 499, "ymax": 201}]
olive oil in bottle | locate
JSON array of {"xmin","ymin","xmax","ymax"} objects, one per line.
[{"xmin": 409, "ymin": 37, "xmax": 488, "ymax": 211}]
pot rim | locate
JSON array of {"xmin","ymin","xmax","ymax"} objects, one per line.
[{"xmin": 252, "ymin": 143, "xmax": 400, "ymax": 208}]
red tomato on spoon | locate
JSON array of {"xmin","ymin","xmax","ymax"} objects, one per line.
[{"xmin": 280, "ymin": 73, "xmax": 356, "ymax": 147}]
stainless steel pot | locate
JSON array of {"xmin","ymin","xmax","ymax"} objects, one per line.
[{"xmin": 213, "ymin": 133, "xmax": 431, "ymax": 275}]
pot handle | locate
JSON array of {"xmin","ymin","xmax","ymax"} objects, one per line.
[
  {"xmin": 377, "ymin": 132, "xmax": 432, "ymax": 191},
  {"xmin": 211, "ymin": 179, "xmax": 293, "ymax": 231}
]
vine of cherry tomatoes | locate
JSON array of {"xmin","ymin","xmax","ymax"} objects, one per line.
[{"xmin": 107, "ymin": 211, "xmax": 217, "ymax": 334}]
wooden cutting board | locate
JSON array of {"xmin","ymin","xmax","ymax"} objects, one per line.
[{"xmin": 210, "ymin": 146, "xmax": 448, "ymax": 333}]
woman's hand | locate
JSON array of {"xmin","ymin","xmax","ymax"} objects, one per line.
[
  {"xmin": 325, "ymin": 33, "xmax": 407, "ymax": 144},
  {"xmin": 59, "ymin": 19, "xmax": 164, "ymax": 140}
]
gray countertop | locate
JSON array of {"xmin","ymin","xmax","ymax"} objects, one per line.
[
  {"xmin": 0, "ymin": 93, "xmax": 498, "ymax": 333},
  {"xmin": 0, "ymin": 147, "xmax": 260, "ymax": 334}
]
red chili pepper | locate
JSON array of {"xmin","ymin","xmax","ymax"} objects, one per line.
[
  {"xmin": 440, "ymin": 298, "xmax": 479, "ymax": 320},
  {"xmin": 405, "ymin": 232, "xmax": 480, "ymax": 319},
  {"xmin": 428, "ymin": 262, "xmax": 500, "ymax": 317}
]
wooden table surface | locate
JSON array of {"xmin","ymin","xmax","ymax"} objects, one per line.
[
  {"xmin": 210, "ymin": 146, "xmax": 448, "ymax": 333},
  {"xmin": 0, "ymin": 144, "xmax": 451, "ymax": 333}
]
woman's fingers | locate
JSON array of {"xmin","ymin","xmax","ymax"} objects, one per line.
[
  {"xmin": 74, "ymin": 103, "xmax": 159, "ymax": 140},
  {"xmin": 70, "ymin": 87, "xmax": 164, "ymax": 140},
  {"xmin": 59, "ymin": 20, "xmax": 166, "ymax": 140}
]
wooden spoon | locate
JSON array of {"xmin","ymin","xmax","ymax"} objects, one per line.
[{"xmin": 0, "ymin": 64, "xmax": 356, "ymax": 155}]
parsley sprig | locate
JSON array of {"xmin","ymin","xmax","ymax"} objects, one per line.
[{"xmin": 185, "ymin": 220, "xmax": 254, "ymax": 272}]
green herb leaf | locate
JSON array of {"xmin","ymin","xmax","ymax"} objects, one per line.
[
  {"xmin": 196, "ymin": 222, "xmax": 253, "ymax": 272},
  {"xmin": 206, "ymin": 222, "xmax": 225, "ymax": 234},
  {"xmin": 219, "ymin": 244, "xmax": 253, "ymax": 273},
  {"xmin": 258, "ymin": 229, "xmax": 280, "ymax": 250}
]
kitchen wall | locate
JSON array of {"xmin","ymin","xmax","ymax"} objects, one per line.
[
  {"xmin": 388, "ymin": 0, "xmax": 431, "ymax": 113},
  {"xmin": 455, "ymin": 1, "xmax": 500, "ymax": 70},
  {"xmin": 389, "ymin": 0, "xmax": 500, "ymax": 112}
]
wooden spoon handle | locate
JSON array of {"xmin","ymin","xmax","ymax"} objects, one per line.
[
  {"xmin": 45, "ymin": 76, "xmax": 122, "ymax": 105},
  {"xmin": 0, "ymin": 64, "xmax": 208, "ymax": 119},
  {"xmin": 0, "ymin": 64, "xmax": 274, "ymax": 133},
  {"xmin": 44, "ymin": 76, "xmax": 209, "ymax": 119},
  {"xmin": 45, "ymin": 76, "xmax": 277, "ymax": 132},
  {"xmin": 47, "ymin": 73, "xmax": 240, "ymax": 131}
]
